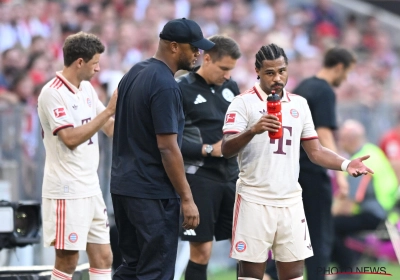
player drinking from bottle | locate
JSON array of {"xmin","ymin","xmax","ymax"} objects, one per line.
[{"xmin": 221, "ymin": 43, "xmax": 373, "ymax": 280}]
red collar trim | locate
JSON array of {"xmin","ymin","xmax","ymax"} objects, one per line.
[
  {"xmin": 56, "ymin": 73, "xmax": 77, "ymax": 94},
  {"xmin": 252, "ymin": 86, "xmax": 264, "ymax": 101}
]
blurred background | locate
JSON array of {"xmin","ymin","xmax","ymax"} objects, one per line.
[{"xmin": 0, "ymin": 0, "xmax": 400, "ymax": 279}]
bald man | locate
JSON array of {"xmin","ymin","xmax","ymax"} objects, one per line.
[
  {"xmin": 331, "ymin": 119, "xmax": 398, "ymax": 271},
  {"xmin": 110, "ymin": 18, "xmax": 214, "ymax": 279}
]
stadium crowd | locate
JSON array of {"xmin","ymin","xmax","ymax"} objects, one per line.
[{"xmin": 0, "ymin": 0, "xmax": 399, "ymax": 107}]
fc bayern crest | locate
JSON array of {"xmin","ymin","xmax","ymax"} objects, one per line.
[
  {"xmin": 235, "ymin": 241, "xmax": 247, "ymax": 252},
  {"xmin": 222, "ymin": 88, "xmax": 235, "ymax": 102},
  {"xmin": 87, "ymin": 98, "xmax": 92, "ymax": 107},
  {"xmin": 290, "ymin": 109, "xmax": 299, "ymax": 118},
  {"xmin": 69, "ymin": 232, "xmax": 78, "ymax": 243}
]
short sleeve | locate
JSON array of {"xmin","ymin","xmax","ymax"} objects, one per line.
[
  {"xmin": 38, "ymin": 88, "xmax": 74, "ymax": 135},
  {"xmin": 301, "ymin": 99, "xmax": 318, "ymax": 140},
  {"xmin": 223, "ymin": 97, "xmax": 248, "ymax": 134},
  {"xmin": 151, "ymin": 88, "xmax": 183, "ymax": 134}
]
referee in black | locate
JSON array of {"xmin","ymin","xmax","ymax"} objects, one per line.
[{"xmin": 177, "ymin": 35, "xmax": 241, "ymax": 280}]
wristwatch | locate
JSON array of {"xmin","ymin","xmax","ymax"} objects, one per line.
[{"xmin": 205, "ymin": 144, "xmax": 213, "ymax": 157}]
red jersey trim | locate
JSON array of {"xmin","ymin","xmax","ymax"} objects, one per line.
[
  {"xmin": 285, "ymin": 91, "xmax": 292, "ymax": 102},
  {"xmin": 53, "ymin": 124, "xmax": 74, "ymax": 135},
  {"xmin": 239, "ymin": 87, "xmax": 256, "ymax": 96},
  {"xmin": 252, "ymin": 86, "xmax": 264, "ymax": 101},
  {"xmin": 49, "ymin": 78, "xmax": 63, "ymax": 90},
  {"xmin": 223, "ymin": 130, "xmax": 241, "ymax": 134},
  {"xmin": 55, "ymin": 73, "xmax": 77, "ymax": 94},
  {"xmin": 301, "ymin": 136, "xmax": 319, "ymax": 141}
]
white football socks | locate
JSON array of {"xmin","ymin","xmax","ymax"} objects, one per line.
[
  {"xmin": 89, "ymin": 267, "xmax": 112, "ymax": 280},
  {"xmin": 50, "ymin": 268, "xmax": 72, "ymax": 280}
]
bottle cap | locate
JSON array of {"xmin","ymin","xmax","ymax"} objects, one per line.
[{"xmin": 267, "ymin": 91, "xmax": 280, "ymax": 101}]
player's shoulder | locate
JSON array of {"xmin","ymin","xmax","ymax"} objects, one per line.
[
  {"xmin": 39, "ymin": 77, "xmax": 63, "ymax": 100},
  {"xmin": 236, "ymin": 87, "xmax": 258, "ymax": 100},
  {"xmin": 287, "ymin": 91, "xmax": 308, "ymax": 103}
]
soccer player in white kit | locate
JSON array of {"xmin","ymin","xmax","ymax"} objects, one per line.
[
  {"xmin": 38, "ymin": 32, "xmax": 117, "ymax": 280},
  {"xmin": 221, "ymin": 44, "xmax": 373, "ymax": 280}
]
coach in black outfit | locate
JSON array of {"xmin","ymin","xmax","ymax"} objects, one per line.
[
  {"xmin": 177, "ymin": 35, "xmax": 241, "ymax": 280},
  {"xmin": 265, "ymin": 48, "xmax": 356, "ymax": 280},
  {"xmin": 110, "ymin": 18, "xmax": 214, "ymax": 280}
]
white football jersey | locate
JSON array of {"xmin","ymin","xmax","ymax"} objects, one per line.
[
  {"xmin": 223, "ymin": 83, "xmax": 318, "ymax": 206},
  {"xmin": 38, "ymin": 72, "xmax": 106, "ymax": 199}
]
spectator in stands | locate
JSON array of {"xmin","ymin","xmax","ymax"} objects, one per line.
[
  {"xmin": 0, "ymin": 47, "xmax": 27, "ymax": 90},
  {"xmin": 9, "ymin": 70, "xmax": 35, "ymax": 104},
  {"xmin": 332, "ymin": 119, "xmax": 398, "ymax": 272}
]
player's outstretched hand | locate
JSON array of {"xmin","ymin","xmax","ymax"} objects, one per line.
[
  {"xmin": 347, "ymin": 155, "xmax": 374, "ymax": 177},
  {"xmin": 181, "ymin": 199, "xmax": 200, "ymax": 230},
  {"xmin": 106, "ymin": 88, "xmax": 118, "ymax": 115},
  {"xmin": 250, "ymin": 114, "xmax": 281, "ymax": 135}
]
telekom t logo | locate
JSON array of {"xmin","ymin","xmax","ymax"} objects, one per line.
[
  {"xmin": 81, "ymin": 118, "xmax": 93, "ymax": 145},
  {"xmin": 270, "ymin": 126, "xmax": 292, "ymax": 154}
]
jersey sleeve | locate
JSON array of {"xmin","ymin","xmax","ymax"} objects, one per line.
[
  {"xmin": 300, "ymin": 99, "xmax": 318, "ymax": 140},
  {"xmin": 38, "ymin": 87, "xmax": 74, "ymax": 135},
  {"xmin": 223, "ymin": 96, "xmax": 248, "ymax": 134},
  {"xmin": 151, "ymin": 88, "xmax": 183, "ymax": 135}
]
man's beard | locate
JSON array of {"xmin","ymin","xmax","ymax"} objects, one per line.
[{"xmin": 177, "ymin": 53, "xmax": 193, "ymax": 72}]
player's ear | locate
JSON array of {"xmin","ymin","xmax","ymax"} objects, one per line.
[
  {"xmin": 170, "ymin": 41, "xmax": 179, "ymax": 54},
  {"xmin": 334, "ymin": 62, "xmax": 344, "ymax": 73},
  {"xmin": 76, "ymin": 58, "xmax": 84, "ymax": 68},
  {"xmin": 255, "ymin": 67, "xmax": 260, "ymax": 79},
  {"xmin": 203, "ymin": 53, "xmax": 211, "ymax": 64}
]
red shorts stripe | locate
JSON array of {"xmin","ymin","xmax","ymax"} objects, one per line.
[
  {"xmin": 56, "ymin": 200, "xmax": 66, "ymax": 249},
  {"xmin": 230, "ymin": 194, "xmax": 242, "ymax": 257}
]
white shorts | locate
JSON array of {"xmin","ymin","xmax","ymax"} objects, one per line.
[
  {"xmin": 230, "ymin": 194, "xmax": 314, "ymax": 263},
  {"xmin": 42, "ymin": 193, "xmax": 110, "ymax": 250}
]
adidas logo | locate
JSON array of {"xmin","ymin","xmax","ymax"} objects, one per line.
[
  {"xmin": 194, "ymin": 94, "xmax": 207, "ymax": 104},
  {"xmin": 183, "ymin": 229, "xmax": 197, "ymax": 236}
]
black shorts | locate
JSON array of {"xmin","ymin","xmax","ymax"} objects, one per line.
[
  {"xmin": 111, "ymin": 194, "xmax": 180, "ymax": 280},
  {"xmin": 180, "ymin": 173, "xmax": 236, "ymax": 242}
]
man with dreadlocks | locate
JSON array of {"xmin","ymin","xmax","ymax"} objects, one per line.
[{"xmin": 221, "ymin": 43, "xmax": 373, "ymax": 280}]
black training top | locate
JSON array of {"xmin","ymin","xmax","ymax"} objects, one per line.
[
  {"xmin": 111, "ymin": 58, "xmax": 184, "ymax": 199},
  {"xmin": 294, "ymin": 76, "xmax": 337, "ymax": 174},
  {"xmin": 176, "ymin": 69, "xmax": 240, "ymax": 182}
]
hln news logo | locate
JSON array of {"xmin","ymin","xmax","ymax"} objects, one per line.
[{"xmin": 318, "ymin": 266, "xmax": 392, "ymax": 276}]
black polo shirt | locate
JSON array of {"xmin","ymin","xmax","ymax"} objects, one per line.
[
  {"xmin": 111, "ymin": 58, "xmax": 184, "ymax": 199},
  {"xmin": 294, "ymin": 76, "xmax": 337, "ymax": 174},
  {"xmin": 176, "ymin": 69, "xmax": 240, "ymax": 182}
]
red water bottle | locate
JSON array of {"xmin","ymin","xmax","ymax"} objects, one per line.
[{"xmin": 267, "ymin": 91, "xmax": 282, "ymax": 139}]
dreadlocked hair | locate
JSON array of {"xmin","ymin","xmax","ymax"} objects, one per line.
[{"xmin": 255, "ymin": 44, "xmax": 288, "ymax": 69}]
